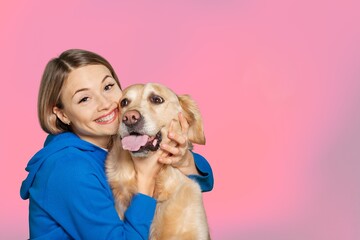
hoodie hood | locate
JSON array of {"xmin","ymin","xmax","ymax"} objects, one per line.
[{"xmin": 20, "ymin": 132, "xmax": 100, "ymax": 200}]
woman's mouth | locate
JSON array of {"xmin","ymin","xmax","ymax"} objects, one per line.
[{"xmin": 95, "ymin": 109, "xmax": 117, "ymax": 124}]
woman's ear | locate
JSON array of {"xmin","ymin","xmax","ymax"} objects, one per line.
[{"xmin": 53, "ymin": 106, "xmax": 71, "ymax": 125}]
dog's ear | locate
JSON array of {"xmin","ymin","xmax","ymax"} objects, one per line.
[{"xmin": 178, "ymin": 94, "xmax": 206, "ymax": 145}]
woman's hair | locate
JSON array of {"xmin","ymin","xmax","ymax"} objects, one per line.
[{"xmin": 38, "ymin": 49, "xmax": 121, "ymax": 134}]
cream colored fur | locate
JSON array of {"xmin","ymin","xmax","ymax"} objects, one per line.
[{"xmin": 106, "ymin": 83, "xmax": 210, "ymax": 239}]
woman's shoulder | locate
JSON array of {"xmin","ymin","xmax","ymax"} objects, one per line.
[
  {"xmin": 42, "ymin": 132, "xmax": 106, "ymax": 166},
  {"xmin": 32, "ymin": 146, "xmax": 112, "ymax": 207},
  {"xmin": 21, "ymin": 132, "xmax": 108, "ymax": 200},
  {"xmin": 45, "ymin": 145, "xmax": 104, "ymax": 173},
  {"xmin": 36, "ymin": 133, "xmax": 105, "ymax": 177},
  {"xmin": 39, "ymin": 146, "xmax": 109, "ymax": 194}
]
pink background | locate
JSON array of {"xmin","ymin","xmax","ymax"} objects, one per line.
[{"xmin": 1, "ymin": 0, "xmax": 360, "ymax": 239}]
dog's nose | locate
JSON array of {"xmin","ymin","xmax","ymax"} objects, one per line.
[{"xmin": 123, "ymin": 110, "xmax": 141, "ymax": 126}]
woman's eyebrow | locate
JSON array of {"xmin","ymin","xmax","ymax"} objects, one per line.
[
  {"xmin": 72, "ymin": 75, "xmax": 113, "ymax": 98},
  {"xmin": 102, "ymin": 75, "xmax": 113, "ymax": 83},
  {"xmin": 72, "ymin": 87, "xmax": 89, "ymax": 98}
]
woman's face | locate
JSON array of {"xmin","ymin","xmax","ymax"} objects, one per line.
[{"xmin": 54, "ymin": 64, "xmax": 122, "ymax": 148}]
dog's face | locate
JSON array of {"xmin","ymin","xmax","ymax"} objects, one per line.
[{"xmin": 118, "ymin": 83, "xmax": 205, "ymax": 157}]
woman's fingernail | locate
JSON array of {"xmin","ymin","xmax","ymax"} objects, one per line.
[{"xmin": 169, "ymin": 132, "xmax": 174, "ymax": 138}]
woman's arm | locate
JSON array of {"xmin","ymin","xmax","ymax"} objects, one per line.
[
  {"xmin": 159, "ymin": 113, "xmax": 214, "ymax": 192},
  {"xmin": 188, "ymin": 151, "xmax": 214, "ymax": 192},
  {"xmin": 42, "ymin": 152, "xmax": 156, "ymax": 240}
]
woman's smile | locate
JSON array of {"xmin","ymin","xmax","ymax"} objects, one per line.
[{"xmin": 95, "ymin": 108, "xmax": 118, "ymax": 124}]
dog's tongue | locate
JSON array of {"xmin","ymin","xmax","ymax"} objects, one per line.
[{"xmin": 122, "ymin": 135, "xmax": 149, "ymax": 151}]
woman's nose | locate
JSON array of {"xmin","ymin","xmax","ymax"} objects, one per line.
[{"xmin": 97, "ymin": 94, "xmax": 112, "ymax": 110}]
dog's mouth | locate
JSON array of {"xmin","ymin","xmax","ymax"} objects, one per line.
[{"xmin": 121, "ymin": 131, "xmax": 162, "ymax": 153}]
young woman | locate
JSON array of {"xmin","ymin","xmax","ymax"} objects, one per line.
[{"xmin": 20, "ymin": 49, "xmax": 213, "ymax": 239}]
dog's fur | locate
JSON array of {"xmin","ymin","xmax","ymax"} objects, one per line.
[{"xmin": 106, "ymin": 83, "xmax": 210, "ymax": 240}]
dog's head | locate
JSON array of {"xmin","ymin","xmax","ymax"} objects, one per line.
[{"xmin": 118, "ymin": 83, "xmax": 205, "ymax": 157}]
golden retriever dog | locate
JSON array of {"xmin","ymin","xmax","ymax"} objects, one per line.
[{"xmin": 106, "ymin": 83, "xmax": 210, "ymax": 240}]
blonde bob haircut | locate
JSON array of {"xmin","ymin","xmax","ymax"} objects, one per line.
[{"xmin": 38, "ymin": 49, "xmax": 122, "ymax": 134}]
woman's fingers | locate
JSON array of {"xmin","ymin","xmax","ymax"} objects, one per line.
[{"xmin": 158, "ymin": 112, "xmax": 190, "ymax": 166}]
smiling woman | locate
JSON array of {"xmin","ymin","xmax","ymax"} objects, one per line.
[
  {"xmin": 52, "ymin": 65, "xmax": 121, "ymax": 148},
  {"xmin": 37, "ymin": 50, "xmax": 122, "ymax": 136},
  {"xmin": 20, "ymin": 49, "xmax": 214, "ymax": 240}
]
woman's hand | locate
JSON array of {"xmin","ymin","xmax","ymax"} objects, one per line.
[
  {"xmin": 134, "ymin": 149, "xmax": 163, "ymax": 197},
  {"xmin": 158, "ymin": 112, "xmax": 200, "ymax": 176}
]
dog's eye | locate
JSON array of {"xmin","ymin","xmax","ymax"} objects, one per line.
[
  {"xmin": 150, "ymin": 95, "xmax": 164, "ymax": 104},
  {"xmin": 120, "ymin": 98, "xmax": 129, "ymax": 107}
]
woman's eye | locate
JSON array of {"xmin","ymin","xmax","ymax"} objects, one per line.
[
  {"xmin": 150, "ymin": 95, "xmax": 164, "ymax": 104},
  {"xmin": 78, "ymin": 97, "xmax": 89, "ymax": 103},
  {"xmin": 104, "ymin": 83, "xmax": 115, "ymax": 91}
]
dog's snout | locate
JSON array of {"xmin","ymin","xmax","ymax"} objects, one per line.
[{"xmin": 123, "ymin": 110, "xmax": 141, "ymax": 126}]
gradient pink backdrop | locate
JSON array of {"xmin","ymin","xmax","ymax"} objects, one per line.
[{"xmin": 1, "ymin": 0, "xmax": 360, "ymax": 239}]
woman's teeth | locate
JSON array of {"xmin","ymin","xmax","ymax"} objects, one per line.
[{"xmin": 96, "ymin": 111, "xmax": 115, "ymax": 123}]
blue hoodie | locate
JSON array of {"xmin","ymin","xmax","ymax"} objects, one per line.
[{"xmin": 20, "ymin": 132, "xmax": 213, "ymax": 240}]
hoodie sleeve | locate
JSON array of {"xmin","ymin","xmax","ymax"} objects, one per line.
[
  {"xmin": 31, "ymin": 150, "xmax": 155, "ymax": 240},
  {"xmin": 188, "ymin": 151, "xmax": 214, "ymax": 192}
]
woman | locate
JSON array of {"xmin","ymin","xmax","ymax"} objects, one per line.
[{"xmin": 20, "ymin": 49, "xmax": 213, "ymax": 239}]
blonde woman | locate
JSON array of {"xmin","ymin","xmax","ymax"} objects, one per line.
[{"xmin": 20, "ymin": 49, "xmax": 213, "ymax": 240}]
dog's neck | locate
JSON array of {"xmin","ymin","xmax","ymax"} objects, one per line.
[{"xmin": 130, "ymin": 149, "xmax": 165, "ymax": 175}]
